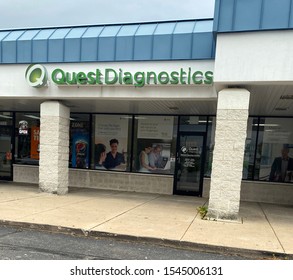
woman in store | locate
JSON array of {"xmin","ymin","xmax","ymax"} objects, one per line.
[
  {"xmin": 95, "ymin": 143, "xmax": 107, "ymax": 170},
  {"xmin": 139, "ymin": 145, "xmax": 156, "ymax": 172}
]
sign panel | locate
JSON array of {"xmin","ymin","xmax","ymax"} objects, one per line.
[
  {"xmin": 30, "ymin": 126, "xmax": 40, "ymax": 160},
  {"xmin": 137, "ymin": 116, "xmax": 174, "ymax": 140}
]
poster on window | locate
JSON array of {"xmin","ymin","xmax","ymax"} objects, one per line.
[
  {"xmin": 258, "ymin": 119, "xmax": 293, "ymax": 183},
  {"xmin": 258, "ymin": 142, "xmax": 293, "ymax": 183},
  {"xmin": 30, "ymin": 126, "xmax": 40, "ymax": 160},
  {"xmin": 136, "ymin": 116, "xmax": 174, "ymax": 174},
  {"xmin": 137, "ymin": 116, "xmax": 174, "ymax": 140},
  {"xmin": 19, "ymin": 120, "xmax": 28, "ymax": 135},
  {"xmin": 71, "ymin": 133, "xmax": 90, "ymax": 169},
  {"xmin": 94, "ymin": 115, "xmax": 129, "ymax": 170},
  {"xmin": 136, "ymin": 140, "xmax": 173, "ymax": 174},
  {"xmin": 263, "ymin": 131, "xmax": 290, "ymax": 144}
]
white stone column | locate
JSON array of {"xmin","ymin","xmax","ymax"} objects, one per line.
[
  {"xmin": 208, "ymin": 88, "xmax": 250, "ymax": 220},
  {"xmin": 39, "ymin": 101, "xmax": 70, "ymax": 195}
]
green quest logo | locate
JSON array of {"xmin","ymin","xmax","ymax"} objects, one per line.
[
  {"xmin": 25, "ymin": 64, "xmax": 48, "ymax": 88},
  {"xmin": 52, "ymin": 68, "xmax": 213, "ymax": 87},
  {"xmin": 26, "ymin": 65, "xmax": 213, "ymax": 88}
]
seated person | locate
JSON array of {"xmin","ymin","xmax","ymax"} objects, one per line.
[
  {"xmin": 104, "ymin": 138, "xmax": 125, "ymax": 170},
  {"xmin": 148, "ymin": 144, "xmax": 163, "ymax": 168}
]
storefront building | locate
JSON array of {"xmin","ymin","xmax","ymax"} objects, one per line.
[{"xmin": 0, "ymin": 0, "xmax": 293, "ymax": 220}]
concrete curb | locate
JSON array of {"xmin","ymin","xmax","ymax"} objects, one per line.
[{"xmin": 1, "ymin": 220, "xmax": 292, "ymax": 260}]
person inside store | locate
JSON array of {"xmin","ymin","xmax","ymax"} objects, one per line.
[
  {"xmin": 148, "ymin": 144, "xmax": 163, "ymax": 168},
  {"xmin": 139, "ymin": 145, "xmax": 156, "ymax": 172},
  {"xmin": 95, "ymin": 143, "xmax": 107, "ymax": 170},
  {"xmin": 269, "ymin": 146, "xmax": 293, "ymax": 182},
  {"xmin": 104, "ymin": 138, "xmax": 125, "ymax": 170}
]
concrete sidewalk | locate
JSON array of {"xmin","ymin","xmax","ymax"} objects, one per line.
[{"xmin": 0, "ymin": 182, "xmax": 292, "ymax": 259}]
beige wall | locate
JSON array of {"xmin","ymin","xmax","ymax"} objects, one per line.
[
  {"xmin": 13, "ymin": 165, "xmax": 39, "ymax": 184},
  {"xmin": 203, "ymin": 178, "xmax": 293, "ymax": 205},
  {"xmin": 13, "ymin": 165, "xmax": 173, "ymax": 195},
  {"xmin": 13, "ymin": 165, "xmax": 293, "ymax": 204},
  {"xmin": 214, "ymin": 30, "xmax": 293, "ymax": 84}
]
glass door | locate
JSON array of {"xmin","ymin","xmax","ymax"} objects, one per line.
[
  {"xmin": 0, "ymin": 126, "xmax": 13, "ymax": 180},
  {"xmin": 174, "ymin": 132, "xmax": 206, "ymax": 195}
]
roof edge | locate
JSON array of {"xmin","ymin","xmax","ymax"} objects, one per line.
[{"xmin": 0, "ymin": 18, "xmax": 214, "ymax": 32}]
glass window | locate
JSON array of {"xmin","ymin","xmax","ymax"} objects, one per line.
[
  {"xmin": 133, "ymin": 115, "xmax": 178, "ymax": 174},
  {"xmin": 92, "ymin": 114, "xmax": 132, "ymax": 171},
  {"xmin": 204, "ymin": 116, "xmax": 215, "ymax": 177},
  {"xmin": 15, "ymin": 112, "xmax": 40, "ymax": 165},
  {"xmin": 242, "ymin": 118, "xmax": 258, "ymax": 180},
  {"xmin": 0, "ymin": 112, "xmax": 13, "ymax": 126},
  {"xmin": 0, "ymin": 112, "xmax": 13, "ymax": 175},
  {"xmin": 179, "ymin": 116, "xmax": 208, "ymax": 132},
  {"xmin": 178, "ymin": 115, "xmax": 216, "ymax": 177},
  {"xmin": 255, "ymin": 118, "xmax": 293, "ymax": 183},
  {"xmin": 69, "ymin": 114, "xmax": 90, "ymax": 169}
]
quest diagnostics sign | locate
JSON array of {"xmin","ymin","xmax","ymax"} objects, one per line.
[
  {"xmin": 25, "ymin": 64, "xmax": 213, "ymax": 88},
  {"xmin": 25, "ymin": 64, "xmax": 48, "ymax": 88}
]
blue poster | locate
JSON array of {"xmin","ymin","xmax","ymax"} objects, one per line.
[{"xmin": 71, "ymin": 133, "xmax": 89, "ymax": 168}]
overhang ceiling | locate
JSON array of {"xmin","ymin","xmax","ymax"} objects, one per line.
[
  {"xmin": 0, "ymin": 98, "xmax": 218, "ymax": 115},
  {"xmin": 0, "ymin": 84, "xmax": 292, "ymax": 117},
  {"xmin": 247, "ymin": 84, "xmax": 293, "ymax": 116}
]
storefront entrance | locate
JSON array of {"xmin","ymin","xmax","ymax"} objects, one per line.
[
  {"xmin": 0, "ymin": 126, "xmax": 13, "ymax": 180},
  {"xmin": 174, "ymin": 132, "xmax": 206, "ymax": 196}
]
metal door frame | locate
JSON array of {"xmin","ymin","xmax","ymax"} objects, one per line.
[
  {"xmin": 0, "ymin": 125, "xmax": 13, "ymax": 181},
  {"xmin": 173, "ymin": 131, "xmax": 207, "ymax": 196}
]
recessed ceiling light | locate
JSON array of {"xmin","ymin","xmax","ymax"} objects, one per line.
[
  {"xmin": 280, "ymin": 95, "xmax": 293, "ymax": 100},
  {"xmin": 0, "ymin": 114, "xmax": 12, "ymax": 119},
  {"xmin": 253, "ymin": 124, "xmax": 279, "ymax": 127},
  {"xmin": 274, "ymin": 107, "xmax": 288, "ymax": 111},
  {"xmin": 134, "ymin": 116, "xmax": 146, "ymax": 120},
  {"xmin": 24, "ymin": 114, "xmax": 40, "ymax": 120}
]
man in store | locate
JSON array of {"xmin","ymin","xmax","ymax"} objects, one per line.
[
  {"xmin": 148, "ymin": 144, "xmax": 163, "ymax": 169},
  {"xmin": 269, "ymin": 146, "xmax": 293, "ymax": 182}
]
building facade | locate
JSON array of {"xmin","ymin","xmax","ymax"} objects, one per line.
[{"xmin": 0, "ymin": 0, "xmax": 292, "ymax": 220}]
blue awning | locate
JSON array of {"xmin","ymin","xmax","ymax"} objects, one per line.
[{"xmin": 0, "ymin": 19, "xmax": 214, "ymax": 63}]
